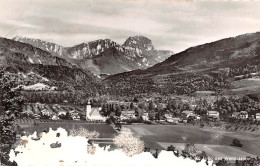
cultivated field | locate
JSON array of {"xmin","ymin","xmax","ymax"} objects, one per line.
[{"xmin": 125, "ymin": 124, "xmax": 260, "ymax": 159}]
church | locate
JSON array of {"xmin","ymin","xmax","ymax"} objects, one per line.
[{"xmin": 86, "ymin": 101, "xmax": 106, "ymax": 121}]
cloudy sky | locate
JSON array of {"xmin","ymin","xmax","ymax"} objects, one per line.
[{"xmin": 0, "ymin": 0, "xmax": 259, "ymax": 53}]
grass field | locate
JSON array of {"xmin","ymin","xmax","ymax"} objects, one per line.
[
  {"xmin": 228, "ymin": 77, "xmax": 260, "ymax": 95},
  {"xmin": 158, "ymin": 143, "xmax": 255, "ymax": 159},
  {"xmin": 125, "ymin": 124, "xmax": 260, "ymax": 158}
]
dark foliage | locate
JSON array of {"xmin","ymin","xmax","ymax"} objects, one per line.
[
  {"xmin": 0, "ymin": 69, "xmax": 24, "ymax": 165},
  {"xmin": 232, "ymin": 138, "xmax": 243, "ymax": 147}
]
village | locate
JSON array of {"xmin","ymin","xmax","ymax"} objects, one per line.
[
  {"xmin": 13, "ymin": 94, "xmax": 260, "ymax": 166},
  {"xmin": 19, "ymin": 94, "xmax": 260, "ymax": 128}
]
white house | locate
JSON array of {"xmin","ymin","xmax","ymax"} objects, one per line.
[
  {"xmin": 167, "ymin": 117, "xmax": 180, "ymax": 123},
  {"xmin": 121, "ymin": 110, "xmax": 135, "ymax": 118},
  {"xmin": 189, "ymin": 114, "xmax": 201, "ymax": 120},
  {"xmin": 52, "ymin": 115, "xmax": 59, "ymax": 120},
  {"xmin": 41, "ymin": 109, "xmax": 51, "ymax": 117},
  {"xmin": 181, "ymin": 111, "xmax": 194, "ymax": 118},
  {"xmin": 58, "ymin": 111, "xmax": 67, "ymax": 116},
  {"xmin": 240, "ymin": 111, "xmax": 248, "ymax": 119},
  {"xmin": 69, "ymin": 110, "xmax": 80, "ymax": 120},
  {"xmin": 86, "ymin": 101, "xmax": 106, "ymax": 121},
  {"xmin": 142, "ymin": 112, "xmax": 149, "ymax": 121},
  {"xmin": 232, "ymin": 111, "xmax": 248, "ymax": 119},
  {"xmin": 207, "ymin": 111, "xmax": 219, "ymax": 119},
  {"xmin": 256, "ymin": 113, "xmax": 260, "ymax": 121}
]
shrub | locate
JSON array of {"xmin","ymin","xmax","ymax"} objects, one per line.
[
  {"xmin": 216, "ymin": 159, "xmax": 228, "ymax": 166},
  {"xmin": 197, "ymin": 151, "xmax": 207, "ymax": 160},
  {"xmin": 113, "ymin": 128, "xmax": 144, "ymax": 157},
  {"xmin": 182, "ymin": 143, "xmax": 198, "ymax": 159},
  {"xmin": 144, "ymin": 147, "xmax": 150, "ymax": 152},
  {"xmin": 232, "ymin": 138, "xmax": 243, "ymax": 147},
  {"xmin": 143, "ymin": 121, "xmax": 152, "ymax": 125},
  {"xmin": 69, "ymin": 127, "xmax": 99, "ymax": 139},
  {"xmin": 166, "ymin": 145, "xmax": 176, "ymax": 152}
]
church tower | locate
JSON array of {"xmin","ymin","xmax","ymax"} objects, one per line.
[{"xmin": 86, "ymin": 100, "xmax": 91, "ymax": 120}]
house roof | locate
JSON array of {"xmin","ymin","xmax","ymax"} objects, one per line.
[
  {"xmin": 232, "ymin": 112, "xmax": 240, "ymax": 116},
  {"xmin": 182, "ymin": 111, "xmax": 194, "ymax": 114},
  {"xmin": 240, "ymin": 111, "xmax": 248, "ymax": 114},
  {"xmin": 122, "ymin": 110, "xmax": 135, "ymax": 114},
  {"xmin": 148, "ymin": 112, "xmax": 156, "ymax": 115},
  {"xmin": 89, "ymin": 108, "xmax": 101, "ymax": 117},
  {"xmin": 41, "ymin": 109, "xmax": 50, "ymax": 113},
  {"xmin": 189, "ymin": 114, "xmax": 198, "ymax": 117},
  {"xmin": 58, "ymin": 111, "xmax": 67, "ymax": 115},
  {"xmin": 207, "ymin": 111, "xmax": 219, "ymax": 114}
]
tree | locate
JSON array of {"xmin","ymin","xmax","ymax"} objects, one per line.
[
  {"xmin": 155, "ymin": 112, "xmax": 160, "ymax": 121},
  {"xmin": 138, "ymin": 102, "xmax": 145, "ymax": 109},
  {"xmin": 148, "ymin": 101, "xmax": 155, "ymax": 111},
  {"xmin": 133, "ymin": 97, "xmax": 139, "ymax": 103},
  {"xmin": 216, "ymin": 159, "xmax": 228, "ymax": 166},
  {"xmin": 65, "ymin": 112, "xmax": 71, "ymax": 120},
  {"xmin": 135, "ymin": 107, "xmax": 143, "ymax": 118},
  {"xmin": 100, "ymin": 104, "xmax": 108, "ymax": 116},
  {"xmin": 0, "ymin": 69, "xmax": 24, "ymax": 165},
  {"xmin": 232, "ymin": 138, "xmax": 243, "ymax": 147},
  {"xmin": 130, "ymin": 102, "xmax": 134, "ymax": 110},
  {"xmin": 115, "ymin": 105, "xmax": 121, "ymax": 117},
  {"xmin": 198, "ymin": 151, "xmax": 207, "ymax": 160},
  {"xmin": 166, "ymin": 145, "xmax": 176, "ymax": 152}
]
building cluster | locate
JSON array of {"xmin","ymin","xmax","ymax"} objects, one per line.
[
  {"xmin": 21, "ymin": 102, "xmax": 106, "ymax": 122},
  {"xmin": 232, "ymin": 111, "xmax": 260, "ymax": 121},
  {"xmin": 22, "ymin": 99, "xmax": 260, "ymax": 124}
]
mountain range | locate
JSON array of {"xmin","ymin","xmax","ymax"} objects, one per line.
[
  {"xmin": 1, "ymin": 32, "xmax": 259, "ymax": 97},
  {"xmin": 0, "ymin": 37, "xmax": 103, "ymax": 94},
  {"xmin": 104, "ymin": 32, "xmax": 260, "ymax": 96},
  {"xmin": 13, "ymin": 35, "xmax": 173, "ymax": 76}
]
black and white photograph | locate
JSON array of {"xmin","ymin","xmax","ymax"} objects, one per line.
[{"xmin": 0, "ymin": 0, "xmax": 260, "ymax": 165}]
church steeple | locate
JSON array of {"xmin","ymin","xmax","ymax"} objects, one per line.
[{"xmin": 86, "ymin": 100, "xmax": 91, "ymax": 120}]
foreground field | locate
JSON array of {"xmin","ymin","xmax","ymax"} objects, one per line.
[
  {"xmin": 10, "ymin": 128, "xmax": 213, "ymax": 166},
  {"xmin": 158, "ymin": 143, "xmax": 255, "ymax": 159},
  {"xmin": 125, "ymin": 124, "xmax": 260, "ymax": 159},
  {"xmin": 18, "ymin": 120, "xmax": 260, "ymax": 160}
]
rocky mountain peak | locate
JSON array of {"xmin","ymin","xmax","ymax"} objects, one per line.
[
  {"xmin": 13, "ymin": 36, "xmax": 66, "ymax": 56},
  {"xmin": 123, "ymin": 35, "xmax": 155, "ymax": 52},
  {"xmin": 9, "ymin": 35, "xmax": 173, "ymax": 75},
  {"xmin": 13, "ymin": 35, "xmax": 23, "ymax": 40},
  {"xmin": 67, "ymin": 39, "xmax": 120, "ymax": 59}
]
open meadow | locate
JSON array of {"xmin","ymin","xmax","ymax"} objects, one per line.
[
  {"xmin": 228, "ymin": 77, "xmax": 260, "ymax": 95},
  {"xmin": 125, "ymin": 124, "xmax": 260, "ymax": 160}
]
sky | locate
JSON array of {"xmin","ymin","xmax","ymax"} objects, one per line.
[{"xmin": 0, "ymin": 0, "xmax": 259, "ymax": 53}]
